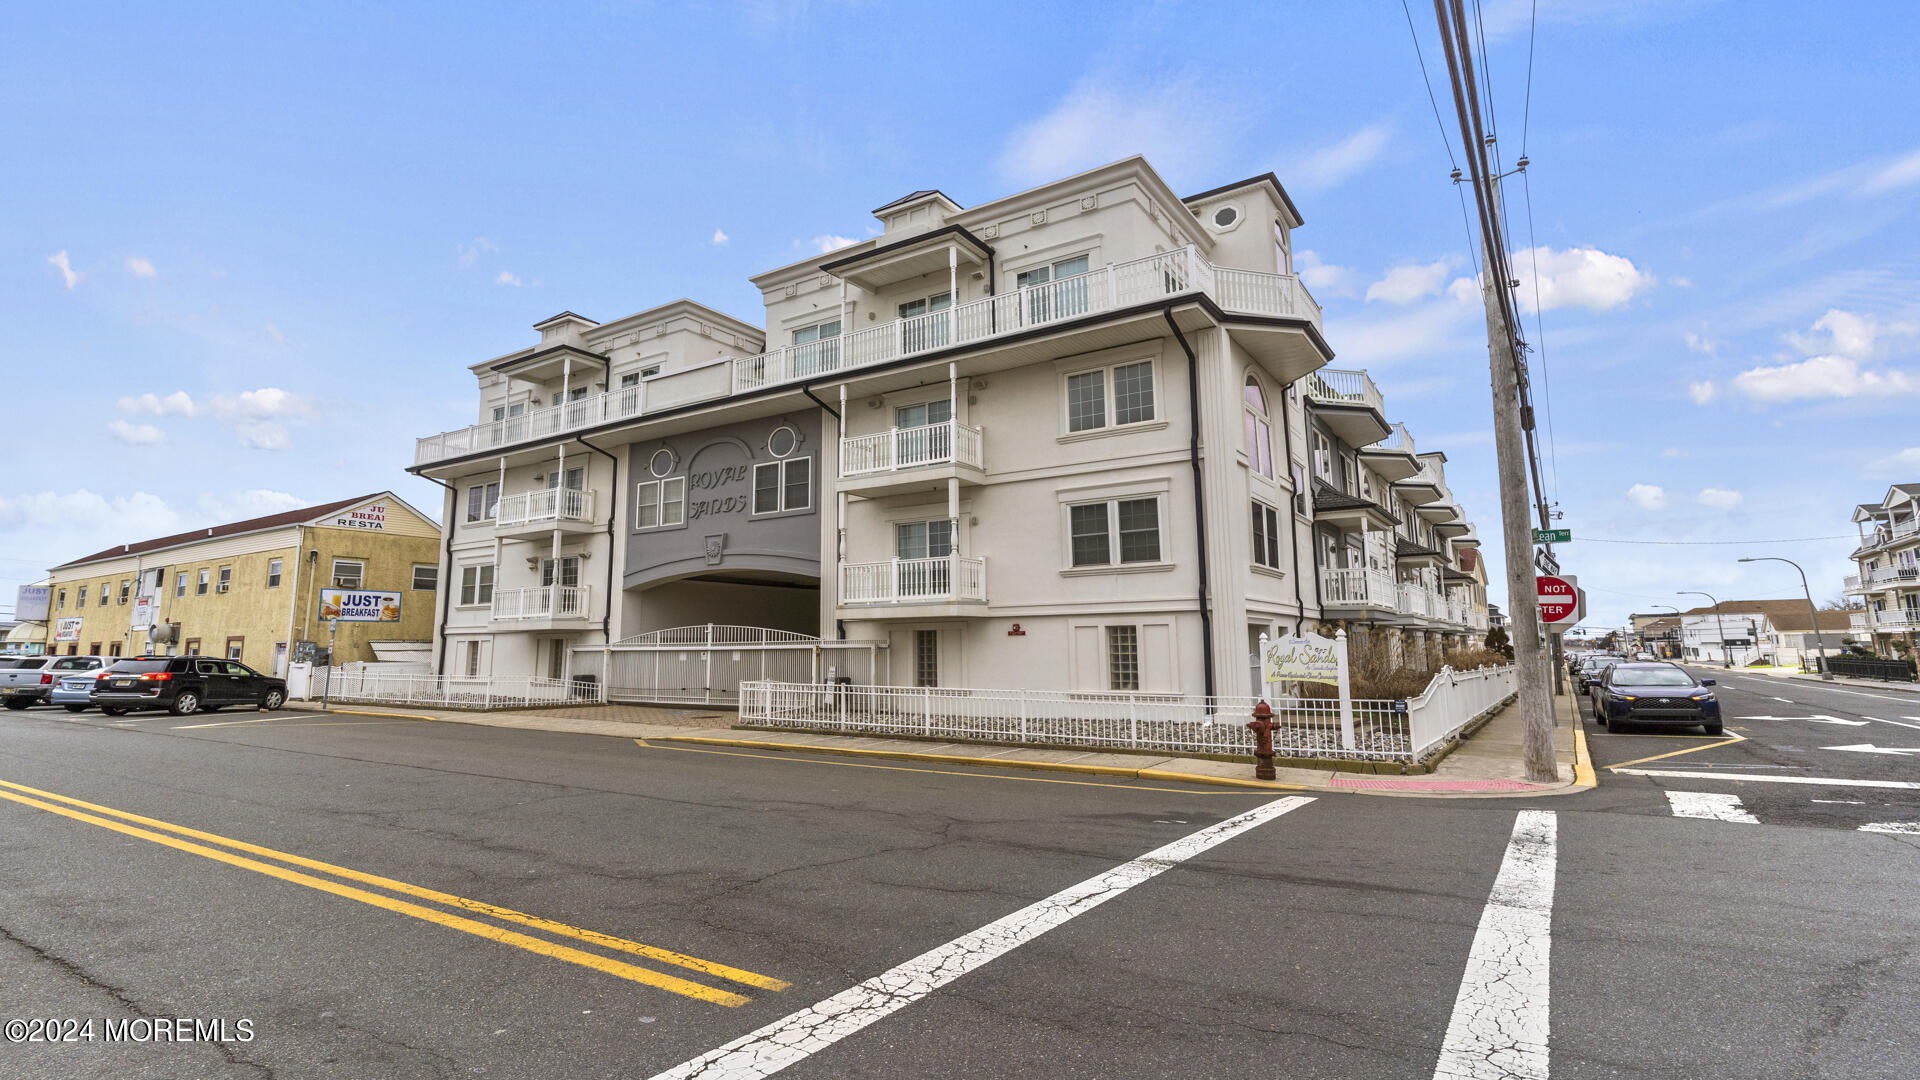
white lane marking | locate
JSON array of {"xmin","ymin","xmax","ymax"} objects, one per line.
[
  {"xmin": 1433, "ymin": 810, "xmax": 1556, "ymax": 1080},
  {"xmin": 1859, "ymin": 822, "xmax": 1920, "ymax": 835},
  {"xmin": 1665, "ymin": 791, "xmax": 1758, "ymax": 823},
  {"xmin": 1618, "ymin": 768, "xmax": 1920, "ymax": 790},
  {"xmin": 647, "ymin": 796, "xmax": 1316, "ymax": 1080},
  {"xmin": 1811, "ymin": 799, "xmax": 1866, "ymax": 804},
  {"xmin": 173, "ymin": 715, "xmax": 285, "ymax": 730},
  {"xmin": 1860, "ymin": 716, "xmax": 1920, "ymax": 732},
  {"xmin": 1772, "ymin": 696, "xmax": 1795, "ymax": 703},
  {"xmin": 1827, "ymin": 743, "xmax": 1920, "ymax": 757}
]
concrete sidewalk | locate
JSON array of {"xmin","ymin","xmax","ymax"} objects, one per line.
[{"xmin": 287, "ymin": 693, "xmax": 1589, "ymax": 797}]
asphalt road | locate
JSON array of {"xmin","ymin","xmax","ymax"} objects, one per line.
[{"xmin": 1, "ymin": 692, "xmax": 1916, "ymax": 1079}]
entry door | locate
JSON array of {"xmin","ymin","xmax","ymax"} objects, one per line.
[{"xmin": 547, "ymin": 639, "xmax": 567, "ymax": 680}]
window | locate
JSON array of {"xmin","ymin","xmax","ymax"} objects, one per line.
[
  {"xmin": 1065, "ymin": 360, "xmax": 1155, "ymax": 433},
  {"xmin": 1016, "ymin": 254, "xmax": 1091, "ymax": 322},
  {"xmin": 411, "ymin": 564, "xmax": 437, "ymax": 591},
  {"xmin": 87, "ymin": 642, "xmax": 100, "ymax": 656},
  {"xmin": 620, "ymin": 371, "xmax": 640, "ymax": 389},
  {"xmin": 540, "ymin": 556, "xmax": 581, "ymax": 588},
  {"xmin": 635, "ymin": 477, "xmax": 686, "ymax": 529},
  {"xmin": 895, "ymin": 520, "xmax": 954, "ymax": 560},
  {"xmin": 118, "ymin": 580, "xmax": 130, "ymax": 605},
  {"xmin": 897, "ymin": 291, "xmax": 953, "ymax": 350},
  {"xmin": 550, "ymin": 386, "xmax": 590, "ymax": 407},
  {"xmin": 217, "ymin": 566, "xmax": 231, "ymax": 592},
  {"xmin": 1243, "ymin": 377, "xmax": 1274, "ymax": 479},
  {"xmin": 197, "ymin": 569, "xmax": 210, "ymax": 595},
  {"xmin": 1069, "ymin": 498, "xmax": 1162, "ymax": 568},
  {"xmin": 267, "ymin": 559, "xmax": 283, "ymax": 588},
  {"xmin": 894, "ymin": 399, "xmax": 952, "ymax": 430},
  {"xmin": 226, "ymin": 637, "xmax": 245, "ymax": 661},
  {"xmin": 752, "ymin": 458, "xmax": 811, "ymax": 515},
  {"xmin": 108, "ymin": 642, "xmax": 122, "ymax": 657},
  {"xmin": 546, "ymin": 466, "xmax": 585, "ymax": 492},
  {"xmin": 491, "ymin": 400, "xmax": 527, "ymax": 423},
  {"xmin": 1107, "ymin": 626, "xmax": 1141, "ymax": 691},
  {"xmin": 466, "ymin": 482, "xmax": 501, "ymax": 523},
  {"xmin": 1252, "ymin": 502, "xmax": 1283, "ymax": 570},
  {"xmin": 1274, "ymin": 220, "xmax": 1291, "ymax": 275},
  {"xmin": 99, "ymin": 583, "xmax": 110, "ymax": 606},
  {"xmin": 459, "ymin": 565, "xmax": 494, "ymax": 606},
  {"xmin": 768, "ymin": 425, "xmax": 799, "ymax": 458},
  {"xmin": 331, "ymin": 559, "xmax": 364, "ymax": 589},
  {"xmin": 77, "ymin": 586, "xmax": 87, "ymax": 608},
  {"xmin": 1212, "ymin": 205, "xmax": 1240, "ymax": 229},
  {"xmin": 791, "ymin": 319, "xmax": 841, "ymax": 375},
  {"xmin": 56, "ymin": 589, "xmax": 65, "ymax": 610},
  {"xmin": 914, "ymin": 629, "xmax": 938, "ymax": 688},
  {"xmin": 464, "ymin": 641, "xmax": 482, "ymax": 677},
  {"xmin": 175, "ymin": 573, "xmax": 187, "ymax": 598}
]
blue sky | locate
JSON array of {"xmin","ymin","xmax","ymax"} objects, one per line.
[{"xmin": 4, "ymin": 1, "xmax": 1917, "ymax": 630}]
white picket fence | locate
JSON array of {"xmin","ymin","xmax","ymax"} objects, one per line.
[
  {"xmin": 315, "ymin": 668, "xmax": 602, "ymax": 709},
  {"xmin": 739, "ymin": 664, "xmax": 1515, "ymax": 764}
]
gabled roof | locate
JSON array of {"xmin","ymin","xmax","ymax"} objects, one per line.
[
  {"xmin": 533, "ymin": 310, "xmax": 598, "ymax": 329},
  {"xmin": 872, "ymin": 189, "xmax": 961, "ymax": 215},
  {"xmin": 1396, "ymin": 536, "xmax": 1442, "ymax": 559},
  {"xmin": 1675, "ymin": 599, "xmax": 1861, "ymax": 633},
  {"xmin": 54, "ymin": 493, "xmax": 387, "ymax": 569}
]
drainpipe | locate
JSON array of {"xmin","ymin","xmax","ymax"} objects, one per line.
[
  {"xmin": 805, "ymin": 382, "xmax": 843, "ymax": 641},
  {"xmin": 420, "ymin": 477, "xmax": 458, "ymax": 675},
  {"xmin": 1302, "ymin": 399, "xmax": 1325, "ymax": 619},
  {"xmin": 1161, "ymin": 305, "xmax": 1217, "ymax": 701}
]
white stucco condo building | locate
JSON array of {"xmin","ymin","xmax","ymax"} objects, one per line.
[{"xmin": 409, "ymin": 157, "xmax": 1486, "ymax": 701}]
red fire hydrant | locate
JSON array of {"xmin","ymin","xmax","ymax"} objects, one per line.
[{"xmin": 1247, "ymin": 701, "xmax": 1277, "ymax": 780}]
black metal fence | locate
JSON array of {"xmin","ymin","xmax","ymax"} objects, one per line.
[{"xmin": 1802, "ymin": 655, "xmax": 1917, "ymax": 681}]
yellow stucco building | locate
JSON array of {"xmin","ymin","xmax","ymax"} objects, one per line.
[{"xmin": 40, "ymin": 493, "xmax": 442, "ymax": 672}]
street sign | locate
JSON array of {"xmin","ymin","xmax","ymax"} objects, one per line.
[
  {"xmin": 1533, "ymin": 528, "xmax": 1572, "ymax": 544},
  {"xmin": 1537, "ymin": 574, "xmax": 1579, "ymax": 625}
]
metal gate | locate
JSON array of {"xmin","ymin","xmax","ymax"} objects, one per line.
[{"xmin": 585, "ymin": 625, "xmax": 887, "ymax": 705}]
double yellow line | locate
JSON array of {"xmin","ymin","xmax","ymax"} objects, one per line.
[{"xmin": 0, "ymin": 778, "xmax": 786, "ymax": 1007}]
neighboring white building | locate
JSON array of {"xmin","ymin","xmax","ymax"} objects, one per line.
[
  {"xmin": 409, "ymin": 157, "xmax": 1486, "ymax": 700},
  {"xmin": 1675, "ymin": 600, "xmax": 1858, "ymax": 667},
  {"xmin": 1846, "ymin": 485, "xmax": 1920, "ymax": 657}
]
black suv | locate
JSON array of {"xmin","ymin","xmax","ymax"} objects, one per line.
[{"xmin": 93, "ymin": 656, "xmax": 289, "ymax": 717}]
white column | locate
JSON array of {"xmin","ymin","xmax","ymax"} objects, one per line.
[
  {"xmin": 948, "ymin": 476, "xmax": 960, "ymax": 557},
  {"xmin": 948, "ymin": 246, "xmax": 959, "ymax": 344}
]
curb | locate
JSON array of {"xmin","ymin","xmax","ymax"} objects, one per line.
[
  {"xmin": 1572, "ymin": 722, "xmax": 1596, "ymax": 789},
  {"xmin": 649, "ymin": 735, "xmax": 1311, "ymax": 792},
  {"xmin": 1785, "ymin": 674, "xmax": 1920, "ymax": 694}
]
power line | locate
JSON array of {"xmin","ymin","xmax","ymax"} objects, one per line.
[
  {"xmin": 1400, "ymin": 0, "xmax": 1460, "ymax": 174},
  {"xmin": 1579, "ymin": 535, "xmax": 1854, "ymax": 546},
  {"xmin": 1521, "ymin": 0, "xmax": 1538, "ymax": 154},
  {"xmin": 1521, "ymin": 169, "xmax": 1558, "ymax": 502}
]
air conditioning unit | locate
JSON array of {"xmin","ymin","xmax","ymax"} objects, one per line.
[
  {"xmin": 215, "ymin": 584, "xmax": 230, "ymax": 593},
  {"xmin": 333, "ymin": 579, "xmax": 357, "ymax": 588}
]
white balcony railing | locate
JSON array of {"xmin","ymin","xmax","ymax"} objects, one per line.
[
  {"xmin": 1302, "ymin": 368, "xmax": 1385, "ymax": 413},
  {"xmin": 1863, "ymin": 607, "xmax": 1920, "ymax": 630},
  {"xmin": 1845, "ymin": 566, "xmax": 1920, "ymax": 592},
  {"xmin": 1376, "ymin": 422, "xmax": 1416, "ymax": 455},
  {"xmin": 1321, "ymin": 567, "xmax": 1398, "ymax": 608},
  {"xmin": 414, "ymin": 245, "xmax": 1321, "ymax": 467},
  {"xmin": 491, "ymin": 584, "xmax": 591, "ymax": 621},
  {"xmin": 494, "ymin": 488, "xmax": 596, "ymax": 529},
  {"xmin": 1866, "ymin": 518, "xmax": 1920, "ymax": 548},
  {"xmin": 840, "ymin": 556, "xmax": 987, "ymax": 604},
  {"xmin": 840, "ymin": 420, "xmax": 985, "ymax": 477}
]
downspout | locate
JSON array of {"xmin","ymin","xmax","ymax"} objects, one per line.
[
  {"xmin": 1280, "ymin": 384, "xmax": 1309, "ymax": 632},
  {"xmin": 574, "ymin": 434, "xmax": 619, "ymax": 646},
  {"xmin": 1162, "ymin": 305, "xmax": 1217, "ymax": 701},
  {"xmin": 1302, "ymin": 400, "xmax": 1324, "ymax": 619},
  {"xmin": 802, "ymin": 383, "xmax": 845, "ymax": 639},
  {"xmin": 420, "ymin": 477, "xmax": 458, "ymax": 674}
]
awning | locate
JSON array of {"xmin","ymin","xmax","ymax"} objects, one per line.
[{"xmin": 6, "ymin": 621, "xmax": 45, "ymax": 644}]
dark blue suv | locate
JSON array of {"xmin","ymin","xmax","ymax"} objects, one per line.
[{"xmin": 1594, "ymin": 662, "xmax": 1722, "ymax": 735}]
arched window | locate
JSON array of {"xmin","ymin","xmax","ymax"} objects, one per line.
[{"xmin": 1243, "ymin": 375, "xmax": 1274, "ymax": 478}]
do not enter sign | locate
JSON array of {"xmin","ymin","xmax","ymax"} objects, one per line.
[{"xmin": 1537, "ymin": 575, "xmax": 1579, "ymax": 624}]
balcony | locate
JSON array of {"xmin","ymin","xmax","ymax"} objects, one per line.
[
  {"xmin": 1302, "ymin": 368, "xmax": 1385, "ymax": 412},
  {"xmin": 1844, "ymin": 566, "xmax": 1920, "ymax": 593},
  {"xmin": 1861, "ymin": 518, "xmax": 1920, "ymax": 550},
  {"xmin": 1859, "ymin": 608, "xmax": 1920, "ymax": 631},
  {"xmin": 493, "ymin": 488, "xmax": 598, "ymax": 540},
  {"xmin": 1303, "ymin": 369, "xmax": 1390, "ymax": 448},
  {"xmin": 839, "ymin": 420, "xmax": 986, "ymax": 497},
  {"xmin": 491, "ymin": 585, "xmax": 592, "ymax": 629},
  {"xmin": 414, "ymin": 245, "xmax": 1323, "ymax": 467},
  {"xmin": 1397, "ymin": 583, "xmax": 1449, "ymax": 620},
  {"xmin": 840, "ymin": 556, "xmax": 987, "ymax": 606},
  {"xmin": 1320, "ymin": 567, "xmax": 1398, "ymax": 610}
]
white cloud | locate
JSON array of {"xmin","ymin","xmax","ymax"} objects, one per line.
[
  {"xmin": 125, "ymin": 256, "xmax": 157, "ymax": 278},
  {"xmin": 456, "ymin": 238, "xmax": 497, "ymax": 270},
  {"xmin": 0, "ymin": 489, "xmax": 311, "ymax": 572},
  {"xmin": 47, "ymin": 250, "xmax": 79, "ymax": 289},
  {"xmin": 1365, "ymin": 259, "xmax": 1452, "ymax": 305},
  {"xmin": 1688, "ymin": 381, "xmax": 1717, "ymax": 405},
  {"xmin": 1293, "ymin": 123, "xmax": 1394, "ymax": 192},
  {"xmin": 812, "ymin": 234, "xmax": 860, "ymax": 254},
  {"xmin": 1789, "ymin": 308, "xmax": 1917, "ymax": 360},
  {"xmin": 266, "ymin": 321, "xmax": 289, "ymax": 346},
  {"xmin": 210, "ymin": 387, "xmax": 312, "ymax": 420},
  {"xmin": 711, "ymin": 228, "xmax": 729, "ymax": 246},
  {"xmin": 1294, "ymin": 250, "xmax": 1355, "ymax": 296},
  {"xmin": 234, "ymin": 422, "xmax": 291, "ymax": 451},
  {"xmin": 1684, "ymin": 332, "xmax": 1719, "ymax": 356},
  {"xmin": 1446, "ymin": 276, "xmax": 1481, "ymax": 305},
  {"xmin": 996, "ymin": 74, "xmax": 1234, "ymax": 188},
  {"xmin": 1511, "ymin": 246, "xmax": 1654, "ymax": 312},
  {"xmin": 1698, "ymin": 487, "xmax": 1744, "ymax": 509},
  {"xmin": 106, "ymin": 420, "xmax": 165, "ymax": 445},
  {"xmin": 1870, "ymin": 447, "xmax": 1920, "ymax": 475},
  {"xmin": 117, "ymin": 391, "xmax": 197, "ymax": 416},
  {"xmin": 1860, "ymin": 147, "xmax": 1920, "ymax": 196},
  {"xmin": 1661, "ymin": 447, "xmax": 1689, "ymax": 458},
  {"xmin": 495, "ymin": 270, "xmax": 522, "ymax": 286},
  {"xmin": 1731, "ymin": 355, "xmax": 1918, "ymax": 403},
  {"xmin": 1668, "ymin": 276, "xmax": 1694, "ymax": 288},
  {"xmin": 1627, "ymin": 483, "xmax": 1669, "ymax": 510},
  {"xmin": 1337, "ymin": 299, "xmax": 1478, "ymax": 368}
]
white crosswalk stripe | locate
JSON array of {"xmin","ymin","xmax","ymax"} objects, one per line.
[
  {"xmin": 1665, "ymin": 790, "xmax": 1758, "ymax": 823},
  {"xmin": 1858, "ymin": 821, "xmax": 1920, "ymax": 835}
]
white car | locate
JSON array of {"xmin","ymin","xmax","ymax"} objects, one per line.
[{"xmin": 1634, "ymin": 651, "xmax": 1656, "ymax": 661}]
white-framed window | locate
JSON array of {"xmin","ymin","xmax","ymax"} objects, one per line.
[
  {"xmin": 98, "ymin": 581, "xmax": 110, "ymax": 606},
  {"xmin": 1065, "ymin": 359, "xmax": 1155, "ymax": 433},
  {"xmin": 267, "ymin": 558, "xmax": 283, "ymax": 588},
  {"xmin": 895, "ymin": 519, "xmax": 954, "ymax": 560},
  {"xmin": 894, "ymin": 399, "xmax": 951, "ymax": 430},
  {"xmin": 897, "ymin": 291, "xmax": 953, "ymax": 351},
  {"xmin": 635, "ymin": 477, "xmax": 686, "ymax": 529},
  {"xmin": 458, "ymin": 565, "xmax": 494, "ymax": 606},
  {"xmin": 547, "ymin": 465, "xmax": 585, "ymax": 492},
  {"xmin": 217, "ymin": 567, "xmax": 231, "ymax": 592},
  {"xmin": 793, "ymin": 318, "xmax": 840, "ymax": 345},
  {"xmin": 331, "ymin": 559, "xmax": 364, "ymax": 589},
  {"xmin": 196, "ymin": 569, "xmax": 210, "ymax": 595},
  {"xmin": 792, "ymin": 319, "xmax": 841, "ymax": 373},
  {"xmin": 77, "ymin": 585, "xmax": 87, "ymax": 607},
  {"xmin": 491, "ymin": 400, "xmax": 527, "ymax": 423},
  {"xmin": 466, "ymin": 482, "xmax": 500, "ymax": 523},
  {"xmin": 411, "ymin": 564, "xmax": 437, "ymax": 591},
  {"xmin": 1210, "ymin": 205, "xmax": 1240, "ymax": 230},
  {"xmin": 1107, "ymin": 625, "xmax": 1141, "ymax": 691},
  {"xmin": 1016, "ymin": 254, "xmax": 1092, "ymax": 322},
  {"xmin": 1274, "ymin": 219, "xmax": 1291, "ymax": 275},
  {"xmin": 620, "ymin": 371, "xmax": 640, "ymax": 389},
  {"xmin": 1243, "ymin": 375, "xmax": 1273, "ymax": 478},
  {"xmin": 752, "ymin": 458, "xmax": 812, "ymax": 515},
  {"xmin": 540, "ymin": 556, "xmax": 581, "ymax": 588},
  {"xmin": 550, "ymin": 386, "xmax": 590, "ymax": 407},
  {"xmin": 1252, "ymin": 501, "xmax": 1282, "ymax": 570},
  {"xmin": 118, "ymin": 580, "xmax": 130, "ymax": 604},
  {"xmin": 1068, "ymin": 497, "xmax": 1162, "ymax": 568},
  {"xmin": 464, "ymin": 640, "xmax": 483, "ymax": 677},
  {"xmin": 914, "ymin": 629, "xmax": 939, "ymax": 688}
]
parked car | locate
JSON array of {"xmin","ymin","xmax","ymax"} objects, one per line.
[
  {"xmin": 47, "ymin": 655, "xmax": 118, "ymax": 712},
  {"xmin": 0, "ymin": 656, "xmax": 57, "ymax": 710},
  {"xmin": 1575, "ymin": 655, "xmax": 1625, "ymax": 709},
  {"xmin": 1594, "ymin": 662, "xmax": 1722, "ymax": 734},
  {"xmin": 91, "ymin": 656, "xmax": 289, "ymax": 717},
  {"xmin": 1634, "ymin": 651, "xmax": 1656, "ymax": 661}
]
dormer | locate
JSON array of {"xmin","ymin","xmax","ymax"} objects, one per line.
[
  {"xmin": 872, "ymin": 189, "xmax": 963, "ymax": 238},
  {"xmin": 533, "ymin": 310, "xmax": 600, "ymax": 347}
]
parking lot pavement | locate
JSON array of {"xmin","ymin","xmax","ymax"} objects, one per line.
[{"xmin": 2, "ymin": 698, "xmax": 1917, "ymax": 1078}]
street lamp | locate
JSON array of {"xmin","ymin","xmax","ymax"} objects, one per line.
[
  {"xmin": 1739, "ymin": 556, "xmax": 1833, "ymax": 681},
  {"xmin": 1650, "ymin": 603, "xmax": 1681, "ymax": 659},
  {"xmin": 1678, "ymin": 590, "xmax": 1732, "ymax": 669}
]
